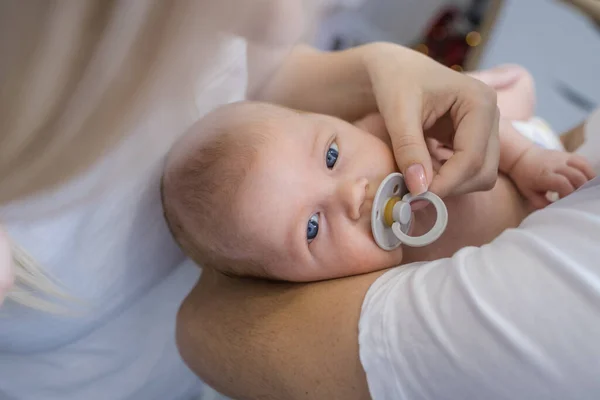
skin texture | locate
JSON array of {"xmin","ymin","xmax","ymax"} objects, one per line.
[
  {"xmin": 0, "ymin": 3, "xmax": 569, "ymax": 397},
  {"xmin": 175, "ymin": 66, "xmax": 596, "ymax": 398},
  {"xmin": 352, "ymin": 111, "xmax": 530, "ymax": 264},
  {"xmin": 468, "ymin": 64, "xmax": 536, "ymax": 121},
  {"xmin": 177, "ymin": 174, "xmax": 528, "ymax": 400},
  {"xmin": 177, "ymin": 266, "xmax": 379, "ymax": 400},
  {"xmin": 174, "ymin": 107, "xmax": 532, "ymax": 399},
  {"xmin": 469, "ymin": 65, "xmax": 596, "ymax": 209},
  {"xmin": 258, "ymin": 43, "xmax": 502, "ymax": 198},
  {"xmin": 1, "ymin": 38, "xmax": 504, "ymax": 304},
  {"xmin": 234, "ymin": 108, "xmax": 402, "ymax": 281},
  {"xmin": 188, "ymin": 99, "xmax": 591, "ymax": 281}
]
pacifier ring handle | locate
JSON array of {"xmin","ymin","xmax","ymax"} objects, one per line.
[
  {"xmin": 371, "ymin": 172, "xmax": 449, "ymax": 251},
  {"xmin": 391, "ymin": 191, "xmax": 448, "ymax": 247}
]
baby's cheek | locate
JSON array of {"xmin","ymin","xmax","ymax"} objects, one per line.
[
  {"xmin": 370, "ymin": 246, "xmax": 404, "ymax": 271},
  {"xmin": 340, "ymin": 239, "xmax": 402, "ymax": 275}
]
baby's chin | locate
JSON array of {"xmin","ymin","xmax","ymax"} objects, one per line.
[
  {"xmin": 374, "ymin": 246, "xmax": 405, "ymax": 270},
  {"xmin": 358, "ymin": 218, "xmax": 405, "ymax": 272}
]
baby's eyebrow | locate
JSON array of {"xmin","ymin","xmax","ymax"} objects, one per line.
[
  {"xmin": 309, "ymin": 120, "xmax": 331, "ymax": 163},
  {"xmin": 311, "ymin": 126, "xmax": 321, "ymax": 161}
]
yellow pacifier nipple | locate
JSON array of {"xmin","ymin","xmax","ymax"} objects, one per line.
[{"xmin": 383, "ymin": 197, "xmax": 401, "ymax": 227}]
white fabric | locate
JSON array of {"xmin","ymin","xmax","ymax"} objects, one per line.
[
  {"xmin": 359, "ymin": 109, "xmax": 600, "ymax": 400},
  {"xmin": 0, "ymin": 42, "xmax": 244, "ymax": 400},
  {"xmin": 0, "ymin": 1, "xmax": 306, "ymax": 399}
]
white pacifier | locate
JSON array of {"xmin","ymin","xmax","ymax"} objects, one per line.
[{"xmin": 371, "ymin": 172, "xmax": 448, "ymax": 250}]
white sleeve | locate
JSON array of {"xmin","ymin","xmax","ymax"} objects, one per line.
[{"xmin": 359, "ymin": 178, "xmax": 600, "ymax": 400}]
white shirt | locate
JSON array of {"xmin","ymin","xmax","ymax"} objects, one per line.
[
  {"xmin": 0, "ymin": 36, "xmax": 245, "ymax": 400},
  {"xmin": 0, "ymin": 1, "xmax": 306, "ymax": 399},
  {"xmin": 359, "ymin": 110, "xmax": 600, "ymax": 400}
]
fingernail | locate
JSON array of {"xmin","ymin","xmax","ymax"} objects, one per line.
[{"xmin": 406, "ymin": 164, "xmax": 428, "ymax": 195}]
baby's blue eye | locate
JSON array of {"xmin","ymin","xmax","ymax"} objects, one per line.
[
  {"xmin": 307, "ymin": 213, "xmax": 319, "ymax": 243},
  {"xmin": 326, "ymin": 141, "xmax": 339, "ymax": 169}
]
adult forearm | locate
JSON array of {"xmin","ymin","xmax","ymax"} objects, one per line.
[
  {"xmin": 176, "ymin": 268, "xmax": 380, "ymax": 400},
  {"xmin": 253, "ymin": 44, "xmax": 377, "ymax": 121}
]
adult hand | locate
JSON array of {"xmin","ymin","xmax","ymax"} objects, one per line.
[
  {"xmin": 0, "ymin": 226, "xmax": 14, "ymax": 306},
  {"xmin": 253, "ymin": 42, "xmax": 499, "ymax": 197},
  {"xmin": 363, "ymin": 43, "xmax": 500, "ymax": 197}
]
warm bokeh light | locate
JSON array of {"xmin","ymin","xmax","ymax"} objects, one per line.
[{"xmin": 466, "ymin": 31, "xmax": 482, "ymax": 47}]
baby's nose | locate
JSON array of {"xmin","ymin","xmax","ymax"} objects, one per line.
[{"xmin": 337, "ymin": 177, "xmax": 368, "ymax": 220}]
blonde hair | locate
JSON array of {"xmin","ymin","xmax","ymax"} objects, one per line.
[{"xmin": 8, "ymin": 242, "xmax": 73, "ymax": 312}]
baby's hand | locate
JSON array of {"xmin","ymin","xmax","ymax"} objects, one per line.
[{"xmin": 509, "ymin": 146, "xmax": 596, "ymax": 209}]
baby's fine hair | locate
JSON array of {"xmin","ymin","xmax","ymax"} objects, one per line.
[{"xmin": 162, "ymin": 102, "xmax": 286, "ymax": 278}]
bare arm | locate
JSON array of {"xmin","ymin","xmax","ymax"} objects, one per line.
[
  {"xmin": 249, "ymin": 43, "xmax": 376, "ymax": 122},
  {"xmin": 177, "ymin": 178, "xmax": 600, "ymax": 400},
  {"xmin": 176, "ymin": 171, "xmax": 531, "ymax": 399},
  {"xmin": 176, "ymin": 268, "xmax": 385, "ymax": 400}
]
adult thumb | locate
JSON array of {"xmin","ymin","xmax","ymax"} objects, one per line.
[{"xmin": 385, "ymin": 107, "xmax": 433, "ymax": 195}]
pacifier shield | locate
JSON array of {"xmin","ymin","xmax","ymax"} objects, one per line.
[
  {"xmin": 371, "ymin": 173, "xmax": 449, "ymax": 251},
  {"xmin": 371, "ymin": 173, "xmax": 411, "ymax": 251}
]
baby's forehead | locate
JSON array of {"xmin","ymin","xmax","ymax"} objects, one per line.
[
  {"xmin": 229, "ymin": 114, "xmax": 310, "ymax": 160},
  {"xmin": 245, "ymin": 108, "xmax": 303, "ymax": 135}
]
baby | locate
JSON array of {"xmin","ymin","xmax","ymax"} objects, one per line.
[
  {"xmin": 162, "ymin": 96, "xmax": 594, "ymax": 282},
  {"xmin": 162, "ymin": 65, "xmax": 595, "ymax": 281}
]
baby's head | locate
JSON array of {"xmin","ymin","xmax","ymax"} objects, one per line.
[{"xmin": 162, "ymin": 102, "xmax": 404, "ymax": 282}]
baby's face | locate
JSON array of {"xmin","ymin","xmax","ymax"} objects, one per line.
[{"xmin": 237, "ymin": 111, "xmax": 404, "ymax": 281}]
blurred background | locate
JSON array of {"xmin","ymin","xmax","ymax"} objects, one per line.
[{"xmin": 311, "ymin": 0, "xmax": 600, "ymax": 133}]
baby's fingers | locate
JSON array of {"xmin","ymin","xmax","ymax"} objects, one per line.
[
  {"xmin": 567, "ymin": 155, "xmax": 596, "ymax": 180},
  {"xmin": 539, "ymin": 173, "xmax": 575, "ymax": 199},
  {"xmin": 556, "ymin": 165, "xmax": 589, "ymax": 190}
]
